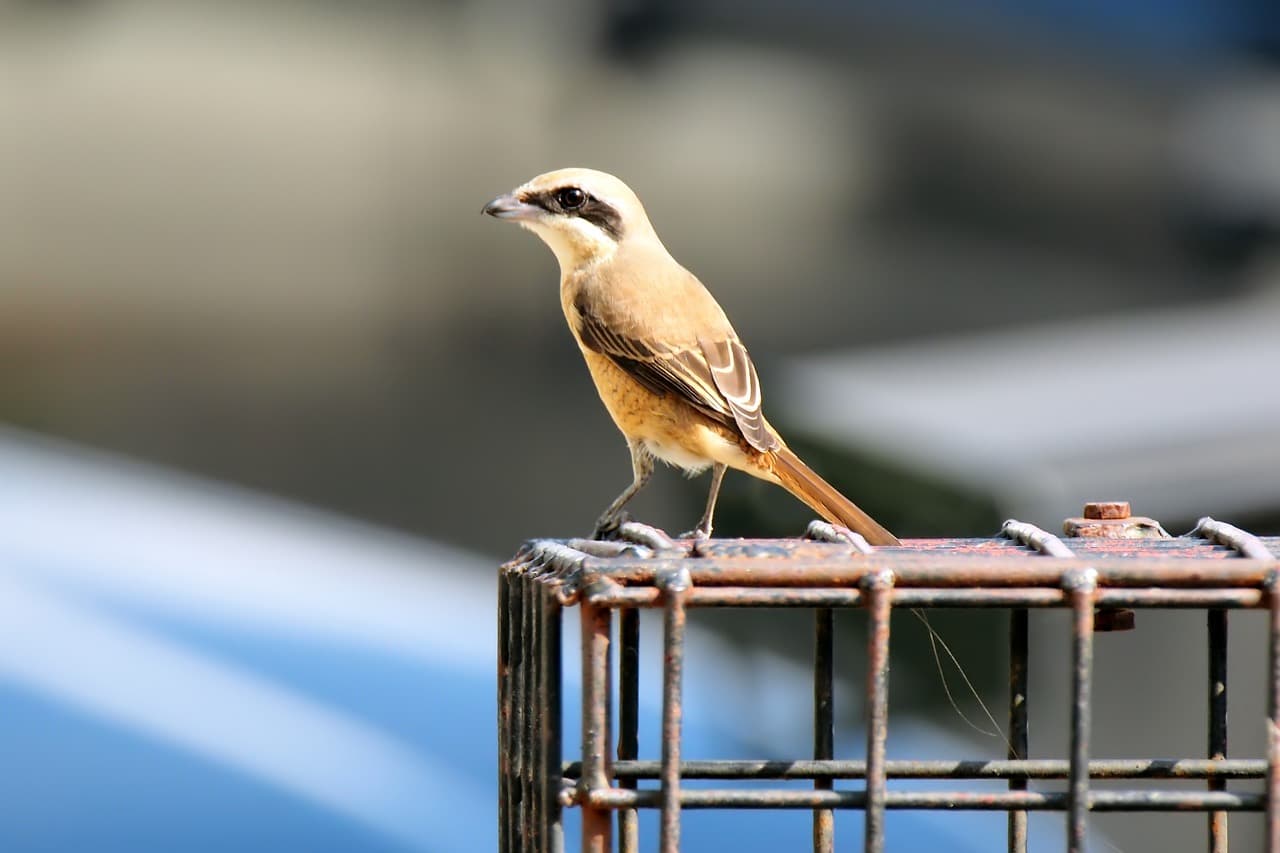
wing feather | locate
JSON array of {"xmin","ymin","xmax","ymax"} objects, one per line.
[
  {"xmin": 699, "ymin": 337, "xmax": 775, "ymax": 451},
  {"xmin": 574, "ymin": 298, "xmax": 779, "ymax": 452}
]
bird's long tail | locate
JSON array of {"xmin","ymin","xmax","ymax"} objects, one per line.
[{"xmin": 770, "ymin": 447, "xmax": 900, "ymax": 545}]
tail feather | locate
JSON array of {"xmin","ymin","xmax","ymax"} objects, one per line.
[{"xmin": 770, "ymin": 447, "xmax": 900, "ymax": 546}]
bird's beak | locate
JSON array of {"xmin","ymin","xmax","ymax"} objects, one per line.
[{"xmin": 482, "ymin": 193, "xmax": 540, "ymax": 222}]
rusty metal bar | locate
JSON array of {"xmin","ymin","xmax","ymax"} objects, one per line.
[
  {"xmin": 1193, "ymin": 516, "xmax": 1272, "ymax": 853},
  {"xmin": 577, "ymin": 757, "xmax": 1268, "ymax": 780},
  {"xmin": 524, "ymin": 534, "xmax": 1280, "ymax": 578},
  {"xmin": 573, "ymin": 555, "xmax": 1277, "ymax": 589},
  {"xmin": 863, "ymin": 569, "xmax": 895, "ymax": 852},
  {"xmin": 1065, "ymin": 568, "xmax": 1098, "ymax": 853},
  {"xmin": 801, "ymin": 516, "xmax": 869, "ymax": 853},
  {"xmin": 587, "ymin": 586, "xmax": 1266, "ymax": 609},
  {"xmin": 1000, "ymin": 519, "xmax": 1069, "ymax": 853},
  {"xmin": 1095, "ymin": 590, "xmax": 1262, "ymax": 608},
  {"xmin": 514, "ymin": 573, "xmax": 530, "ymax": 850},
  {"xmin": 659, "ymin": 568, "xmax": 691, "ymax": 853},
  {"xmin": 814, "ymin": 608, "xmax": 834, "ymax": 853},
  {"xmin": 697, "ymin": 535, "xmax": 1280, "ymax": 557},
  {"xmin": 617, "ymin": 607, "xmax": 639, "ymax": 852},
  {"xmin": 541, "ymin": 580, "xmax": 565, "ymax": 853},
  {"xmin": 523, "ymin": 572, "xmax": 538, "ymax": 849},
  {"xmin": 499, "ymin": 570, "xmax": 514, "ymax": 852},
  {"xmin": 585, "ymin": 787, "xmax": 1263, "ymax": 811},
  {"xmin": 1269, "ymin": 571, "xmax": 1280, "ymax": 853},
  {"xmin": 579, "ymin": 596, "xmax": 613, "ymax": 853},
  {"xmin": 524, "ymin": 571, "xmax": 545, "ymax": 845},
  {"xmin": 1209, "ymin": 607, "xmax": 1228, "ymax": 853},
  {"xmin": 1009, "ymin": 607, "xmax": 1029, "ymax": 853}
]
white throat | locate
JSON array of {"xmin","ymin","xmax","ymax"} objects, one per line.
[{"xmin": 521, "ymin": 218, "xmax": 618, "ymax": 273}]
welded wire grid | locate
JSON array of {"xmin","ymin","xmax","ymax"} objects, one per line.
[{"xmin": 498, "ymin": 516, "xmax": 1280, "ymax": 853}]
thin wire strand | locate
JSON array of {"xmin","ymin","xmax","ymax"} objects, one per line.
[{"xmin": 911, "ymin": 608, "xmax": 1015, "ymax": 757}]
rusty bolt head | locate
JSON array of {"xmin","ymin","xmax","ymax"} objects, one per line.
[{"xmin": 1084, "ymin": 501, "xmax": 1131, "ymax": 520}]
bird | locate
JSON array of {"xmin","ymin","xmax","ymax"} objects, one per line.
[{"xmin": 483, "ymin": 168, "xmax": 899, "ymax": 545}]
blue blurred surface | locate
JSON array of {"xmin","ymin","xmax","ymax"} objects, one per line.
[{"xmin": 0, "ymin": 430, "xmax": 1078, "ymax": 851}]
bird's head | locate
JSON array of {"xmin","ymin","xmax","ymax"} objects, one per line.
[{"xmin": 483, "ymin": 168, "xmax": 657, "ymax": 271}]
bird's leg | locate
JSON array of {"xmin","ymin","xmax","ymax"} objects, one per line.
[
  {"xmin": 680, "ymin": 463, "xmax": 726, "ymax": 540},
  {"xmin": 592, "ymin": 443, "xmax": 654, "ymax": 539}
]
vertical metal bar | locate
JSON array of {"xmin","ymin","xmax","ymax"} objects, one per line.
[
  {"xmin": 580, "ymin": 599, "xmax": 613, "ymax": 853},
  {"xmin": 863, "ymin": 569, "xmax": 895, "ymax": 853},
  {"xmin": 659, "ymin": 569, "xmax": 692, "ymax": 853},
  {"xmin": 512, "ymin": 574, "xmax": 529, "ymax": 851},
  {"xmin": 1008, "ymin": 608, "xmax": 1029, "ymax": 853},
  {"xmin": 618, "ymin": 607, "xmax": 640, "ymax": 853},
  {"xmin": 1065, "ymin": 569, "xmax": 1097, "ymax": 853},
  {"xmin": 1195, "ymin": 516, "xmax": 1270, "ymax": 853},
  {"xmin": 523, "ymin": 574, "xmax": 538, "ymax": 850},
  {"xmin": 499, "ymin": 571, "xmax": 514, "ymax": 853},
  {"xmin": 542, "ymin": 583, "xmax": 565, "ymax": 853},
  {"xmin": 1001, "ymin": 518, "xmax": 1060, "ymax": 852},
  {"xmin": 814, "ymin": 608, "xmax": 835, "ymax": 853},
  {"xmin": 1267, "ymin": 571, "xmax": 1280, "ymax": 853},
  {"xmin": 1208, "ymin": 608, "xmax": 1229, "ymax": 853}
]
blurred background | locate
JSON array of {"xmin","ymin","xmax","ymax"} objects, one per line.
[{"xmin": 3, "ymin": 0, "xmax": 1280, "ymax": 850}]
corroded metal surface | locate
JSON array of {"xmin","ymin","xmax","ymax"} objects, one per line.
[
  {"xmin": 862, "ymin": 569, "xmax": 895, "ymax": 851},
  {"xmin": 499, "ymin": 517, "xmax": 1280, "ymax": 853},
  {"xmin": 616, "ymin": 607, "xmax": 639, "ymax": 853},
  {"xmin": 658, "ymin": 569, "xmax": 690, "ymax": 853},
  {"xmin": 570, "ymin": 757, "xmax": 1269, "ymax": 780},
  {"xmin": 1065, "ymin": 568, "xmax": 1098, "ymax": 853},
  {"xmin": 1060, "ymin": 502, "xmax": 1140, "ymax": 631},
  {"xmin": 1008, "ymin": 607, "xmax": 1029, "ymax": 853},
  {"xmin": 583, "ymin": 788, "xmax": 1264, "ymax": 811},
  {"xmin": 812, "ymin": 608, "xmax": 834, "ymax": 853},
  {"xmin": 1064, "ymin": 500, "xmax": 1171, "ymax": 539}
]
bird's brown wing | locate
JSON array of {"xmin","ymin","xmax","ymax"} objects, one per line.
[
  {"xmin": 697, "ymin": 336, "xmax": 776, "ymax": 451},
  {"xmin": 574, "ymin": 299, "xmax": 780, "ymax": 452}
]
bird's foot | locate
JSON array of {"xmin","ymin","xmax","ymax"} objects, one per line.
[
  {"xmin": 677, "ymin": 526, "xmax": 712, "ymax": 541},
  {"xmin": 591, "ymin": 510, "xmax": 634, "ymax": 541}
]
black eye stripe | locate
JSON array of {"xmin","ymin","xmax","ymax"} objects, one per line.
[
  {"xmin": 522, "ymin": 188, "xmax": 625, "ymax": 241},
  {"xmin": 578, "ymin": 198, "xmax": 624, "ymax": 240}
]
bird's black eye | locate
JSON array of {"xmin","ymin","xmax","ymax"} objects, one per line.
[{"xmin": 556, "ymin": 187, "xmax": 586, "ymax": 210}]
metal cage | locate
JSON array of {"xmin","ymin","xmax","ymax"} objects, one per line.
[{"xmin": 498, "ymin": 507, "xmax": 1280, "ymax": 852}]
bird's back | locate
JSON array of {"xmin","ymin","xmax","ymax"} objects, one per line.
[{"xmin": 566, "ymin": 240, "xmax": 736, "ymax": 348}]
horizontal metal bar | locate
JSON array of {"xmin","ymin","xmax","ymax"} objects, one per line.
[
  {"xmin": 588, "ymin": 588, "xmax": 863, "ymax": 607},
  {"xmin": 1097, "ymin": 589, "xmax": 1264, "ymax": 608},
  {"xmin": 565, "ymin": 759, "xmax": 1267, "ymax": 781},
  {"xmin": 1087, "ymin": 791, "xmax": 1264, "ymax": 812},
  {"xmin": 512, "ymin": 536, "xmax": 1280, "ymax": 573},
  {"xmin": 585, "ymin": 788, "xmax": 1264, "ymax": 812},
  {"xmin": 569, "ymin": 555, "xmax": 1277, "ymax": 590},
  {"xmin": 582, "ymin": 587, "xmax": 1266, "ymax": 609}
]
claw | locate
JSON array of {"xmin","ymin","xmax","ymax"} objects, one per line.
[{"xmin": 592, "ymin": 510, "xmax": 634, "ymax": 541}]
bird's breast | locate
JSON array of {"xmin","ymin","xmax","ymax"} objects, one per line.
[{"xmin": 577, "ymin": 347, "xmax": 764, "ymax": 476}]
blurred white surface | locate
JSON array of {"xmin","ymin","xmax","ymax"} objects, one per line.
[{"xmin": 782, "ymin": 283, "xmax": 1280, "ymax": 528}]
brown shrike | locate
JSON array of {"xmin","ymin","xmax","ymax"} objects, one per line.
[{"xmin": 484, "ymin": 168, "xmax": 899, "ymax": 545}]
